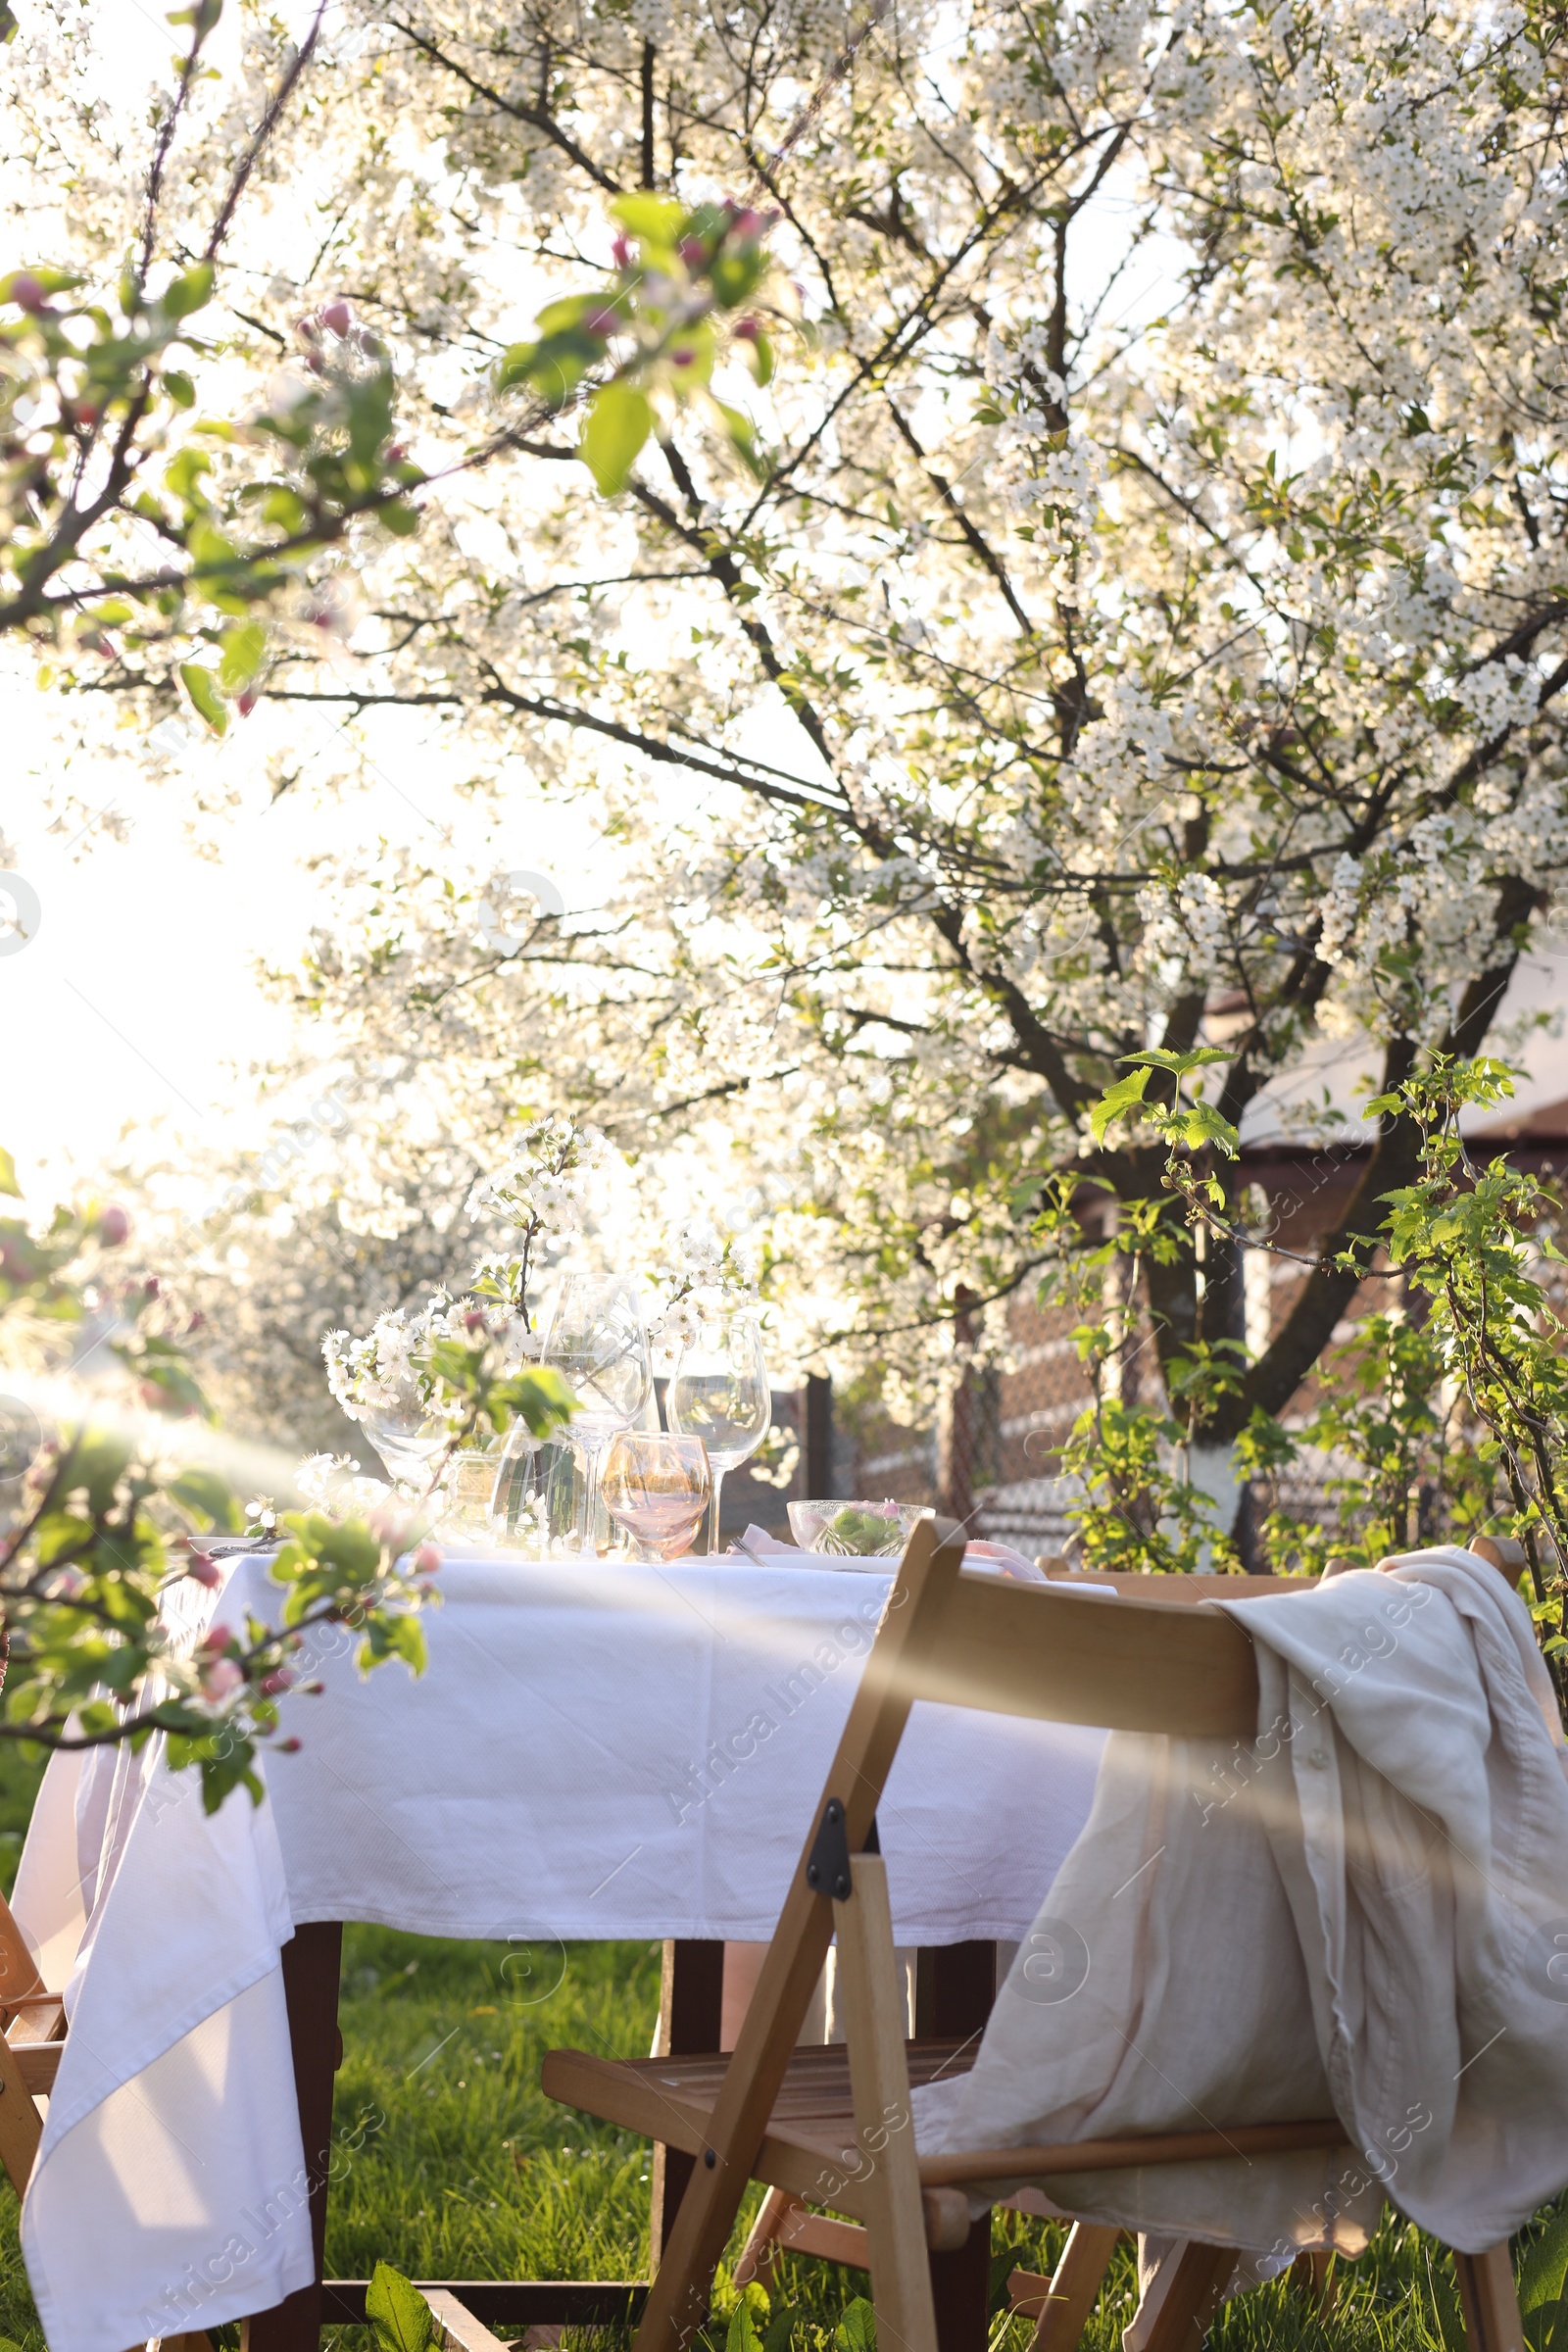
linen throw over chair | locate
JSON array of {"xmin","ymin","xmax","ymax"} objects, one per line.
[{"xmin": 542, "ymin": 1520, "xmax": 1528, "ymax": 2352}]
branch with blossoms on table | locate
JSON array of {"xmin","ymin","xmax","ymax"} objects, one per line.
[{"xmin": 0, "ymin": 1146, "xmax": 563, "ymax": 1810}]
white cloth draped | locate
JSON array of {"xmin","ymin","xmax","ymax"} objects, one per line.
[
  {"xmin": 16, "ymin": 1551, "xmax": 1103, "ymax": 2352},
  {"xmin": 913, "ymin": 1548, "xmax": 1568, "ymax": 2257}
]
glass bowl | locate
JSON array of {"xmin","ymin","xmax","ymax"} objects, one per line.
[{"xmin": 787, "ymin": 1499, "xmax": 932, "ymax": 1557}]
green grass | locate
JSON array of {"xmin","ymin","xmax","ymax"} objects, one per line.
[{"xmin": 0, "ymin": 1757, "xmax": 1557, "ymax": 2352}]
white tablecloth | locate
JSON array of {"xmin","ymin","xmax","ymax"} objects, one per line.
[{"xmin": 15, "ymin": 1553, "xmax": 1105, "ymax": 2352}]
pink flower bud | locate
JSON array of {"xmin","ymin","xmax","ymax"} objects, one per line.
[
  {"xmin": 187, "ymin": 1552, "xmax": 222, "ymax": 1590},
  {"xmin": 386, "ymin": 441, "xmax": 407, "ymax": 462},
  {"xmin": 275, "ymin": 1737, "xmax": 302, "ymax": 1753},
  {"xmin": 260, "ymin": 1668, "xmax": 293, "ymax": 1695},
  {"xmin": 141, "ymin": 1275, "xmax": 161, "ymax": 1300},
  {"xmin": 236, "ymin": 689, "xmax": 258, "ymax": 717},
  {"xmin": 612, "ymin": 235, "xmax": 632, "ymax": 268},
  {"xmin": 729, "ymin": 208, "xmax": 762, "ymax": 241},
  {"xmin": 97, "ymin": 1204, "xmax": 130, "ymax": 1246},
  {"xmin": 584, "ymin": 307, "xmax": 619, "ymax": 338},
  {"xmin": 10, "ymin": 273, "xmax": 46, "ymax": 314},
  {"xmin": 733, "ymin": 317, "xmax": 760, "ymax": 342},
  {"xmin": 413, "ymin": 1542, "xmax": 442, "ymax": 1575},
  {"xmin": 199, "ymin": 1623, "xmax": 233, "ymax": 1655},
  {"xmin": 678, "ymin": 237, "xmax": 707, "ymax": 269},
  {"xmin": 202, "ymin": 1657, "xmax": 244, "ymax": 1699},
  {"xmin": 320, "ymin": 300, "xmax": 352, "ymax": 336},
  {"xmin": 299, "ymin": 1681, "xmax": 324, "ymax": 1696},
  {"xmin": 671, "ymin": 346, "xmax": 695, "ymax": 368}
]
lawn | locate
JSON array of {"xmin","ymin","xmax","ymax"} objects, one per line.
[{"xmin": 0, "ymin": 1741, "xmax": 1557, "ymax": 2352}]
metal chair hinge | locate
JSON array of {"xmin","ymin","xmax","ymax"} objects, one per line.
[
  {"xmin": 806, "ymin": 1797, "xmax": 852, "ymax": 1899},
  {"xmin": 806, "ymin": 1799, "xmax": 878, "ymax": 1897}
]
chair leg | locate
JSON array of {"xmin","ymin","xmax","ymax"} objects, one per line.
[
  {"xmin": 835, "ymin": 1854, "xmax": 941, "ymax": 2352},
  {"xmin": 735, "ymin": 2187, "xmax": 795, "ymax": 2290},
  {"xmin": 1135, "ymin": 2241, "xmax": 1237, "ymax": 2352},
  {"xmin": 1454, "ymin": 2244, "xmax": 1524, "ymax": 2352},
  {"xmin": 1289, "ymin": 2249, "xmax": 1337, "ymax": 2316},
  {"xmin": 0, "ymin": 2028, "xmax": 42, "ymax": 2197},
  {"xmin": 1024, "ymin": 2223, "xmax": 1121, "ymax": 2352}
]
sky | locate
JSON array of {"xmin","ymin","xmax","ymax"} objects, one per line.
[{"xmin": 0, "ymin": 677, "xmax": 608, "ymax": 1197}]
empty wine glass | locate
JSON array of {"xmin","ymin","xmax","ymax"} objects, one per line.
[
  {"xmin": 361, "ymin": 1368, "xmax": 447, "ymax": 1501},
  {"xmin": 541, "ymin": 1274, "xmax": 653, "ymax": 1560},
  {"xmin": 666, "ymin": 1312, "xmax": 770, "ymax": 1555},
  {"xmin": 603, "ymin": 1432, "xmax": 711, "ymax": 1561}
]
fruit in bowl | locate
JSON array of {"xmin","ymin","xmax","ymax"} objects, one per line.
[{"xmin": 787, "ymin": 1498, "xmax": 932, "ymax": 1557}]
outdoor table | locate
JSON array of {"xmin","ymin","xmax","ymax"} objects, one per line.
[{"xmin": 15, "ymin": 1552, "xmax": 1106, "ymax": 2352}]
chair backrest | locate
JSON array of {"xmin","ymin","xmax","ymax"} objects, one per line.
[
  {"xmin": 1042, "ymin": 1566, "xmax": 1319, "ymax": 1600},
  {"xmin": 897, "ymin": 1543, "xmax": 1321, "ymax": 1739},
  {"xmin": 911, "ymin": 1563, "xmax": 1268, "ymax": 1736}
]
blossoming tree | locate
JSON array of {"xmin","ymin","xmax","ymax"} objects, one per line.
[{"xmin": 13, "ymin": 0, "xmax": 1568, "ymax": 1524}]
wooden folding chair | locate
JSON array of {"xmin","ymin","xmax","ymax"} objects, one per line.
[
  {"xmin": 0, "ymin": 1877, "xmax": 65, "ymax": 2197},
  {"xmin": 730, "ymin": 1568, "xmax": 1321, "ymax": 2311},
  {"xmin": 543, "ymin": 1521, "xmax": 1528, "ymax": 2352}
]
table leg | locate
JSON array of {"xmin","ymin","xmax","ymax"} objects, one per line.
[
  {"xmin": 650, "ymin": 1939, "xmax": 725, "ymax": 2266},
  {"xmin": 916, "ymin": 1944, "xmax": 996, "ymax": 2352},
  {"xmin": 241, "ymin": 1922, "xmax": 343, "ymax": 2352}
]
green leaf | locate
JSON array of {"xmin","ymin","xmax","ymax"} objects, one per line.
[
  {"xmin": 347, "ymin": 369, "xmax": 394, "ymax": 466},
  {"xmin": 727, "ymin": 2299, "xmax": 763, "ymax": 2352},
  {"xmin": 1175, "ymin": 1100, "xmax": 1240, "ymax": 1156},
  {"xmin": 164, "ymin": 368, "xmax": 195, "ymax": 408},
  {"xmin": 169, "ymin": 1467, "xmax": 243, "ymax": 1533},
  {"xmin": 762, "ymin": 2304, "xmax": 803, "ymax": 2352},
  {"xmin": 178, "ymin": 662, "xmax": 227, "ymax": 736},
  {"xmin": 497, "ymin": 329, "xmax": 601, "ymax": 410},
  {"xmin": 1122, "ymin": 1047, "xmax": 1231, "ymax": 1075},
  {"xmin": 610, "ymin": 192, "xmax": 685, "ymax": 247},
  {"xmin": 0, "ymin": 1148, "xmax": 20, "ymax": 1200},
  {"xmin": 835, "ymin": 2298, "xmax": 876, "ymax": 2352},
  {"xmin": 1520, "ymin": 2209, "xmax": 1568, "ymax": 2313},
  {"xmin": 581, "ymin": 380, "xmax": 653, "ymax": 495},
  {"xmin": 1090, "ymin": 1064, "xmax": 1151, "ymax": 1145},
  {"xmin": 378, "ymin": 501, "xmax": 420, "ymax": 535},
  {"xmin": 499, "ymin": 1365, "xmax": 576, "ymax": 1438},
  {"xmin": 218, "ymin": 621, "xmax": 268, "ymax": 693},
  {"xmin": 366, "ymin": 2261, "xmax": 440, "ymax": 2352},
  {"xmin": 162, "ymin": 263, "xmax": 215, "ymax": 318},
  {"xmin": 711, "ymin": 400, "xmax": 763, "ymax": 476},
  {"xmin": 0, "ymin": 267, "xmax": 82, "ymax": 304}
]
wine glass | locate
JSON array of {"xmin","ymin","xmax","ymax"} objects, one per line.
[
  {"xmin": 602, "ymin": 1433, "xmax": 711, "ymax": 1561},
  {"xmin": 540, "ymin": 1274, "xmax": 653, "ymax": 1560},
  {"xmin": 361, "ymin": 1365, "xmax": 447, "ymax": 1500},
  {"xmin": 666, "ymin": 1312, "xmax": 770, "ymax": 1555}
]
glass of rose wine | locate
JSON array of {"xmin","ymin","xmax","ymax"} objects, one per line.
[{"xmin": 602, "ymin": 1433, "xmax": 711, "ymax": 1561}]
